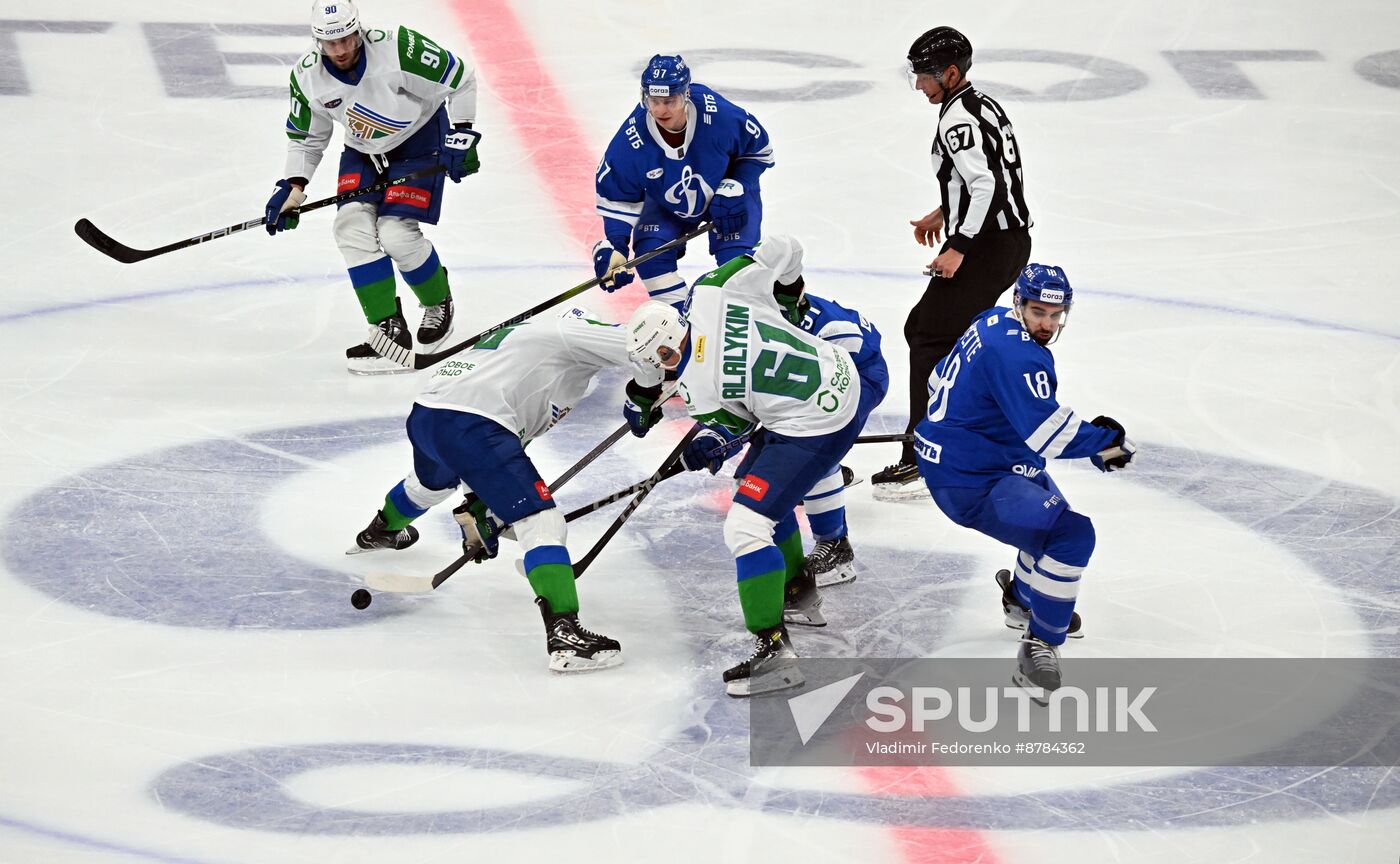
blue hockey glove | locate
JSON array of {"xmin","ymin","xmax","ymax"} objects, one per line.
[
  {"xmin": 680, "ymin": 425, "xmax": 746, "ymax": 474},
  {"xmin": 708, "ymin": 179, "xmax": 748, "ymax": 236},
  {"xmin": 1088, "ymin": 415, "xmax": 1137, "ymax": 472},
  {"xmin": 623, "ymin": 379, "xmax": 664, "ymax": 437},
  {"xmin": 441, "ymin": 126, "xmax": 481, "ymax": 182},
  {"xmin": 264, "ymin": 179, "xmax": 306, "ymax": 235},
  {"xmin": 592, "ymin": 238, "xmax": 635, "ymax": 292},
  {"xmin": 452, "ymin": 494, "xmax": 500, "ymax": 563}
]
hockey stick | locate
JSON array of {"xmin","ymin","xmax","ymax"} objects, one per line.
[
  {"xmin": 573, "ymin": 425, "xmax": 700, "ymax": 578},
  {"xmin": 367, "ymin": 222, "xmax": 714, "ymax": 370},
  {"xmin": 74, "ymin": 165, "xmax": 446, "ymax": 264},
  {"xmin": 854, "ymin": 433, "xmax": 913, "ymax": 444}
]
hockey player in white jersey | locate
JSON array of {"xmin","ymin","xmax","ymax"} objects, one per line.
[
  {"xmin": 764, "ymin": 244, "xmax": 889, "ymax": 592},
  {"xmin": 265, "ymin": 1, "xmax": 481, "ymax": 375},
  {"xmin": 348, "ymin": 307, "xmax": 661, "ymax": 673},
  {"xmin": 622, "ymin": 235, "xmax": 862, "ymax": 697}
]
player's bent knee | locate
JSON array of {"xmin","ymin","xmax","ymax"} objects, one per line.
[
  {"xmin": 513, "ymin": 507, "xmax": 566, "ymax": 552},
  {"xmin": 723, "ymin": 504, "xmax": 777, "ymax": 557},
  {"xmin": 377, "ymin": 216, "xmax": 431, "ymax": 268},
  {"xmin": 334, "ymin": 202, "xmax": 380, "ymax": 258},
  {"xmin": 402, "ymin": 471, "xmax": 456, "ymax": 510},
  {"xmin": 1046, "ymin": 508, "xmax": 1096, "ymax": 566}
]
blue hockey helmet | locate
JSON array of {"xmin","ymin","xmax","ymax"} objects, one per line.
[
  {"xmin": 1014, "ymin": 263, "xmax": 1072, "ymax": 344},
  {"xmin": 641, "ymin": 54, "xmax": 691, "ymax": 98},
  {"xmin": 1015, "ymin": 263, "xmax": 1073, "ymax": 307}
]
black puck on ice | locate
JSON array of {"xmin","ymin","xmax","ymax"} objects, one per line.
[{"xmin": 350, "ymin": 588, "xmax": 373, "ymax": 610}]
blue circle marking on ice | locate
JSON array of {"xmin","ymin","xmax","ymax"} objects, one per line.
[
  {"xmin": 0, "ymin": 417, "xmax": 416, "ymax": 629},
  {"xmin": 135, "ymin": 442, "xmax": 1400, "ymax": 833},
  {"xmin": 3, "ymin": 406, "xmax": 1396, "ymax": 832}
]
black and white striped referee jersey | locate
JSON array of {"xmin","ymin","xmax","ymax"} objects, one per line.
[{"xmin": 932, "ymin": 83, "xmax": 1032, "ymax": 251}]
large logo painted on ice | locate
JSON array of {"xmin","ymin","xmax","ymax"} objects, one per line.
[{"xmin": 3, "ymin": 416, "xmax": 1397, "ymax": 833}]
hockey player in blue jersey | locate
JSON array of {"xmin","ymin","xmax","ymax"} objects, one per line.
[
  {"xmin": 591, "ymin": 54, "xmax": 774, "ymax": 310},
  {"xmin": 914, "ymin": 264, "xmax": 1137, "ymax": 701}
]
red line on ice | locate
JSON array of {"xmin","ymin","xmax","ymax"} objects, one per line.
[
  {"xmin": 857, "ymin": 762, "xmax": 1002, "ymax": 864},
  {"xmin": 448, "ymin": 0, "xmax": 659, "ymax": 316}
]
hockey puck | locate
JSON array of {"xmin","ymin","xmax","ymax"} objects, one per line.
[{"xmin": 350, "ymin": 588, "xmax": 372, "ymax": 610}]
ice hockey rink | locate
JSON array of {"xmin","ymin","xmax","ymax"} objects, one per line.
[{"xmin": 3, "ymin": 0, "xmax": 1398, "ymax": 861}]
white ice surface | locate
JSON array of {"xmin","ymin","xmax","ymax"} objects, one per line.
[{"xmin": 1, "ymin": 1, "xmax": 1398, "ymax": 862}]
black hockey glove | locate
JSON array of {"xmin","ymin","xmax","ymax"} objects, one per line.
[
  {"xmin": 1089, "ymin": 415, "xmax": 1137, "ymax": 472},
  {"xmin": 623, "ymin": 380, "xmax": 664, "ymax": 437}
]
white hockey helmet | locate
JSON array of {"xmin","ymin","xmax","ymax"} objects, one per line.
[
  {"xmin": 627, "ymin": 301, "xmax": 689, "ymax": 370},
  {"xmin": 753, "ymin": 234, "xmax": 805, "ymax": 287},
  {"xmin": 311, "ymin": 0, "xmax": 362, "ymax": 44}
]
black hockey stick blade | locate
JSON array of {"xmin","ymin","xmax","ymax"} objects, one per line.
[
  {"xmin": 74, "ymin": 218, "xmax": 156, "ymax": 264},
  {"xmin": 371, "ymin": 222, "xmax": 714, "ymax": 370}
]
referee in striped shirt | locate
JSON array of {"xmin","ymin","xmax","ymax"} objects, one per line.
[{"xmin": 873, "ymin": 26, "xmax": 1034, "ymax": 500}]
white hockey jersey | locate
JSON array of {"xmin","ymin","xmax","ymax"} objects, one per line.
[
  {"xmin": 678, "ymin": 257, "xmax": 859, "ymax": 438},
  {"xmin": 414, "ymin": 315, "xmax": 651, "ymax": 444},
  {"xmin": 283, "ymin": 25, "xmax": 477, "ymax": 181}
]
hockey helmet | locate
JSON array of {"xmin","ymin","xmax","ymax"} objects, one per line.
[
  {"xmin": 641, "ymin": 54, "xmax": 691, "ymax": 98},
  {"xmin": 1015, "ymin": 263, "xmax": 1073, "ymax": 307},
  {"xmin": 311, "ymin": 0, "xmax": 362, "ymax": 44},
  {"xmin": 907, "ymin": 26, "xmax": 972, "ymax": 77},
  {"xmin": 627, "ymin": 300, "xmax": 689, "ymax": 370}
]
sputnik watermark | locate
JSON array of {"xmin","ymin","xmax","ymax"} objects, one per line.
[
  {"xmin": 753, "ymin": 659, "xmax": 1400, "ymax": 767},
  {"xmin": 787, "ymin": 676, "xmax": 1156, "ymax": 746},
  {"xmin": 865, "ymin": 685, "xmax": 1158, "ymax": 734}
]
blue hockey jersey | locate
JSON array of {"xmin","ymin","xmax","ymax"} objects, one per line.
[
  {"xmin": 594, "ymin": 83, "xmax": 773, "ymax": 241},
  {"xmin": 915, "ymin": 306, "xmax": 1118, "ymax": 486},
  {"xmin": 797, "ymin": 294, "xmax": 883, "ymax": 377}
]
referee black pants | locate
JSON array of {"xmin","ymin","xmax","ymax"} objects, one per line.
[{"xmin": 900, "ymin": 228, "xmax": 1031, "ymax": 464}]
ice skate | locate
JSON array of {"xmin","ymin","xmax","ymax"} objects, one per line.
[
  {"xmin": 537, "ymin": 597, "xmax": 622, "ymax": 673},
  {"xmin": 347, "ymin": 298, "xmax": 413, "ymax": 375},
  {"xmin": 805, "ymin": 535, "xmax": 857, "ymax": 587},
  {"xmin": 417, "ymin": 288, "xmax": 454, "ymax": 347},
  {"xmin": 870, "ymin": 461, "xmax": 924, "ymax": 502},
  {"xmin": 1012, "ymin": 632, "xmax": 1062, "ymax": 705},
  {"xmin": 996, "ymin": 568, "xmax": 1083, "ymax": 638},
  {"xmin": 346, "ymin": 510, "xmax": 419, "ymax": 554},
  {"xmin": 782, "ymin": 571, "xmax": 826, "ymax": 627},
  {"xmin": 724, "ymin": 625, "xmax": 803, "ymax": 697}
]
